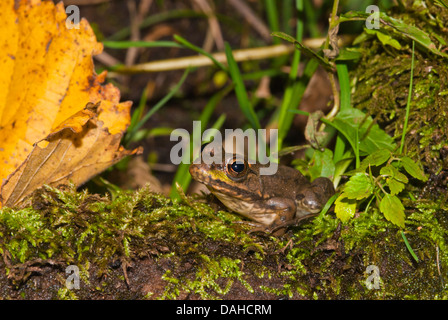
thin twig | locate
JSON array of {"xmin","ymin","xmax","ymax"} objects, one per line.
[
  {"xmin": 193, "ymin": 0, "xmax": 224, "ymax": 51},
  {"xmin": 113, "ymin": 44, "xmax": 293, "ymax": 73},
  {"xmin": 436, "ymin": 245, "xmax": 444, "ymax": 286},
  {"xmin": 321, "ymin": 0, "xmax": 341, "ymax": 126},
  {"xmin": 95, "ymin": 51, "xmax": 121, "ymax": 67},
  {"xmin": 125, "ymin": 0, "xmax": 139, "ymax": 67},
  {"xmin": 110, "ymin": 37, "xmax": 341, "ymax": 74},
  {"xmin": 125, "ymin": 0, "xmax": 153, "ymax": 67},
  {"xmin": 227, "ymin": 0, "xmax": 272, "ymax": 43},
  {"xmin": 325, "ymin": 72, "xmax": 340, "ymax": 120}
]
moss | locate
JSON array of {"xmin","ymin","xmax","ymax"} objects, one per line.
[
  {"xmin": 0, "ymin": 180, "xmax": 447, "ymax": 299},
  {"xmin": 295, "ymin": 0, "xmax": 448, "ymax": 298},
  {"xmin": 0, "ymin": 183, "xmax": 284, "ymax": 299},
  {"xmin": 352, "ymin": 1, "xmax": 448, "ymax": 181}
]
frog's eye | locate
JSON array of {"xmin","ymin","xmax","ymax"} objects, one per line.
[{"xmin": 226, "ymin": 157, "xmax": 248, "ymax": 180}]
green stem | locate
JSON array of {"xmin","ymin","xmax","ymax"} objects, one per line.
[{"xmin": 399, "ymin": 41, "xmax": 415, "ymax": 154}]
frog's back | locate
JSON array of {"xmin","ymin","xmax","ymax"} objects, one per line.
[{"xmin": 258, "ymin": 164, "xmax": 310, "ymax": 199}]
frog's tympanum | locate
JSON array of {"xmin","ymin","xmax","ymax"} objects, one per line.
[{"xmin": 189, "ymin": 144, "xmax": 335, "ymax": 235}]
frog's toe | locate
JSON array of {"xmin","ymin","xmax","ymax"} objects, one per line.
[
  {"xmin": 248, "ymin": 225, "xmax": 287, "ymax": 236},
  {"xmin": 233, "ymin": 220, "xmax": 268, "ymax": 233}
]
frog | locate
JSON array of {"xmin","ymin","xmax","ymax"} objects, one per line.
[{"xmin": 189, "ymin": 143, "xmax": 335, "ymax": 235}]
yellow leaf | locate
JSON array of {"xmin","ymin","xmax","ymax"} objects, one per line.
[
  {"xmin": 0, "ymin": 1, "xmax": 140, "ymax": 207},
  {"xmin": 1, "ymin": 103, "xmax": 142, "ymax": 207}
]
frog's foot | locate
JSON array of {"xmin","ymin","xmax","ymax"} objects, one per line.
[
  {"xmin": 231, "ymin": 220, "xmax": 277, "ymax": 235},
  {"xmin": 233, "ymin": 214, "xmax": 317, "ymax": 236},
  {"xmin": 268, "ymin": 213, "xmax": 318, "ymax": 235},
  {"xmin": 246, "ymin": 223, "xmax": 289, "ymax": 236},
  {"xmin": 233, "ymin": 220, "xmax": 267, "ymax": 232},
  {"xmin": 247, "ymin": 225, "xmax": 278, "ymax": 235}
]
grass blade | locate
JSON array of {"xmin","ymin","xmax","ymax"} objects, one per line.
[
  {"xmin": 278, "ymin": 59, "xmax": 318, "ymax": 148},
  {"xmin": 276, "ymin": 0, "xmax": 305, "ymax": 150},
  {"xmin": 401, "ymin": 231, "xmax": 419, "ymax": 263},
  {"xmin": 170, "ymin": 88, "xmax": 231, "ymax": 200},
  {"xmin": 102, "ymin": 40, "xmax": 182, "ymax": 49},
  {"xmin": 124, "ymin": 68, "xmax": 191, "ymax": 145},
  {"xmin": 265, "ymin": 0, "xmax": 280, "ymax": 44},
  {"xmin": 337, "ymin": 63, "xmax": 351, "ymax": 111},
  {"xmin": 333, "ymin": 63, "xmax": 351, "ymax": 163},
  {"xmin": 224, "ymin": 42, "xmax": 261, "ymax": 130},
  {"xmin": 272, "ymin": 31, "xmax": 335, "ymax": 71},
  {"xmin": 173, "ymin": 34, "xmax": 228, "ymax": 71},
  {"xmin": 124, "ymin": 85, "xmax": 150, "ymax": 146},
  {"xmin": 399, "ymin": 40, "xmax": 415, "ymax": 154}
]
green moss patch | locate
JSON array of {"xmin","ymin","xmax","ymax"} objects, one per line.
[{"xmin": 0, "ymin": 182, "xmax": 447, "ymax": 299}]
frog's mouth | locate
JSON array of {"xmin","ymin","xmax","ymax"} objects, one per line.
[
  {"xmin": 190, "ymin": 164, "xmax": 279, "ymax": 225},
  {"xmin": 189, "ymin": 164, "xmax": 251, "ymax": 200}
]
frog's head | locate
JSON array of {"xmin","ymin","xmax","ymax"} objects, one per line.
[{"xmin": 189, "ymin": 143, "xmax": 264, "ymax": 201}]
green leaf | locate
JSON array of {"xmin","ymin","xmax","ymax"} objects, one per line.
[
  {"xmin": 309, "ymin": 148, "xmax": 335, "ymax": 180},
  {"xmin": 365, "ymin": 28, "xmax": 402, "ymax": 50},
  {"xmin": 379, "ymin": 194, "xmax": 405, "ymax": 228},
  {"xmin": 376, "ymin": 30, "xmax": 402, "ymax": 49},
  {"xmin": 360, "ymin": 149, "xmax": 391, "ymax": 168},
  {"xmin": 380, "ymin": 165, "xmax": 407, "ymax": 195},
  {"xmin": 335, "ymin": 47, "xmax": 363, "ymax": 61},
  {"xmin": 339, "ymin": 11, "xmax": 448, "ymax": 58},
  {"xmin": 393, "ymin": 170, "xmax": 409, "ymax": 183},
  {"xmin": 400, "ymin": 156, "xmax": 428, "ymax": 182},
  {"xmin": 344, "ymin": 173, "xmax": 374, "ymax": 200},
  {"xmin": 327, "ymin": 108, "xmax": 396, "ymax": 155},
  {"xmin": 334, "ymin": 194, "xmax": 357, "ymax": 223},
  {"xmin": 380, "ymin": 165, "xmax": 408, "ymax": 183},
  {"xmin": 387, "ymin": 178, "xmax": 405, "ymax": 196}
]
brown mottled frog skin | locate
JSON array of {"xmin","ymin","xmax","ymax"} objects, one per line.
[{"xmin": 189, "ymin": 144, "xmax": 335, "ymax": 235}]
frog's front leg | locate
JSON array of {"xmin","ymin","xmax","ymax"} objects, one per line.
[{"xmin": 248, "ymin": 197, "xmax": 297, "ymax": 236}]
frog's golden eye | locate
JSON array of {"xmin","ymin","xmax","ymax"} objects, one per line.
[{"xmin": 226, "ymin": 157, "xmax": 248, "ymax": 180}]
